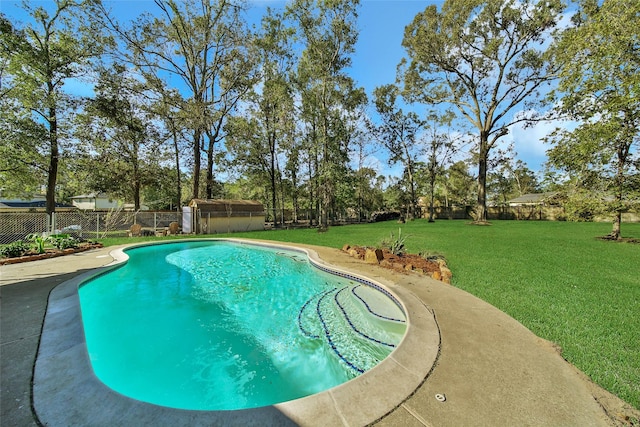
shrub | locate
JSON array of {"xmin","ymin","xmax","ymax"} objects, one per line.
[
  {"xmin": 380, "ymin": 228, "xmax": 410, "ymax": 256},
  {"xmin": 26, "ymin": 233, "xmax": 47, "ymax": 254},
  {"xmin": 0, "ymin": 241, "xmax": 29, "ymax": 258},
  {"xmin": 49, "ymin": 235, "xmax": 79, "ymax": 250}
]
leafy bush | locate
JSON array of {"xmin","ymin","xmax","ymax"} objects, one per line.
[
  {"xmin": 26, "ymin": 233, "xmax": 46, "ymax": 254},
  {"xmin": 49, "ymin": 235, "xmax": 79, "ymax": 250},
  {"xmin": 0, "ymin": 241, "xmax": 29, "ymax": 258}
]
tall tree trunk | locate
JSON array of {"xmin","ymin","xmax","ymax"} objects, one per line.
[
  {"xmin": 611, "ymin": 211, "xmax": 622, "ymax": 240},
  {"xmin": 46, "ymin": 101, "xmax": 58, "ymax": 216},
  {"xmin": 278, "ymin": 167, "xmax": 285, "ymax": 226},
  {"xmin": 429, "ymin": 174, "xmax": 436, "ymax": 222},
  {"xmin": 308, "ymin": 153, "xmax": 314, "ymax": 226},
  {"xmin": 133, "ymin": 139, "xmax": 141, "ymax": 211},
  {"xmin": 172, "ymin": 127, "xmax": 182, "ymax": 209},
  {"xmin": 269, "ymin": 133, "xmax": 278, "ymax": 227},
  {"xmin": 291, "ymin": 161, "xmax": 299, "ymax": 224},
  {"xmin": 609, "ymin": 143, "xmax": 628, "ymax": 240},
  {"xmin": 206, "ymin": 154, "xmax": 214, "ymax": 199},
  {"xmin": 476, "ymin": 136, "xmax": 489, "ymax": 222},
  {"xmin": 133, "ymin": 171, "xmax": 141, "ymax": 211},
  {"xmin": 407, "ymin": 160, "xmax": 416, "ymax": 220},
  {"xmin": 192, "ymin": 129, "xmax": 202, "ymax": 200},
  {"xmin": 205, "ymin": 133, "xmax": 215, "ymax": 199},
  {"xmin": 320, "ymin": 103, "xmax": 330, "ymax": 229}
]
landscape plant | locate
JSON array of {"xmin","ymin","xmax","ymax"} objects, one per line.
[
  {"xmin": 0, "ymin": 241, "xmax": 30, "ymax": 258},
  {"xmin": 380, "ymin": 228, "xmax": 409, "ymax": 256},
  {"xmin": 546, "ymin": 0, "xmax": 640, "ymax": 240},
  {"xmin": 25, "ymin": 233, "xmax": 47, "ymax": 254},
  {"xmin": 48, "ymin": 234, "xmax": 79, "ymax": 250}
]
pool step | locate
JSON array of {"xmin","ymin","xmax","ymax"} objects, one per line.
[{"xmin": 297, "ymin": 284, "xmax": 405, "ymax": 374}]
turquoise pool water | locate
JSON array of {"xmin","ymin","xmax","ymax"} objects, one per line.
[{"xmin": 78, "ymin": 241, "xmax": 406, "ymax": 410}]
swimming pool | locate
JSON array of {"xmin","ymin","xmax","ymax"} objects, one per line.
[{"xmin": 78, "ymin": 240, "xmax": 407, "ymax": 410}]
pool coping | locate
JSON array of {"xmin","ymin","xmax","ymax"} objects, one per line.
[{"xmin": 32, "ymin": 239, "xmax": 440, "ymax": 426}]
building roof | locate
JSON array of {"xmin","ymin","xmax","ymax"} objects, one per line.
[
  {"xmin": 189, "ymin": 199, "xmax": 264, "ymax": 212},
  {"xmin": 0, "ymin": 198, "xmax": 73, "ymax": 209},
  {"xmin": 70, "ymin": 193, "xmax": 110, "ymax": 199}
]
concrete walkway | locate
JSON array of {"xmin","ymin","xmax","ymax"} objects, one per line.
[{"xmin": 0, "ymin": 241, "xmax": 625, "ymax": 426}]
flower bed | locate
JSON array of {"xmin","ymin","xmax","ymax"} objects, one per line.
[{"xmin": 0, "ymin": 242, "xmax": 104, "ymax": 265}]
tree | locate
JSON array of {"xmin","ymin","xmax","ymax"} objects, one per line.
[
  {"xmin": 547, "ymin": 0, "xmax": 640, "ymax": 239},
  {"xmin": 77, "ymin": 65, "xmax": 165, "ymax": 210},
  {"xmin": 371, "ymin": 84, "xmax": 424, "ymax": 220},
  {"xmin": 423, "ymin": 111, "xmax": 463, "ymax": 221},
  {"xmin": 401, "ymin": 0, "xmax": 564, "ymax": 222},
  {"xmin": 1, "ymin": 1, "xmax": 108, "ymax": 213},
  {"xmin": 442, "ymin": 161, "xmax": 476, "ymax": 212},
  {"xmin": 353, "ymin": 166, "xmax": 383, "ymax": 220},
  {"xmin": 288, "ymin": 0, "xmax": 364, "ymax": 229},
  {"xmin": 488, "ymin": 158, "xmax": 540, "ymax": 205},
  {"xmin": 150, "ymin": 87, "xmax": 190, "ymax": 209},
  {"xmin": 97, "ymin": 0, "xmax": 255, "ymax": 200},
  {"xmin": 351, "ymin": 105, "xmax": 380, "ymax": 221},
  {"xmin": 0, "ymin": 18, "xmax": 47, "ymax": 196},
  {"xmin": 226, "ymin": 9, "xmax": 295, "ymax": 226}
]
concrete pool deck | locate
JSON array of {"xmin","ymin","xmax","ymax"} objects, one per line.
[{"xmin": 0, "ymin": 241, "xmax": 632, "ymax": 426}]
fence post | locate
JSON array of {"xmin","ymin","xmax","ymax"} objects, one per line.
[
  {"xmin": 154, "ymin": 212, "xmax": 157, "ymax": 231},
  {"xmin": 96, "ymin": 213, "xmax": 100, "ymax": 239}
]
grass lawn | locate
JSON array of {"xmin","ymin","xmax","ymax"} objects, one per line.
[{"xmin": 100, "ymin": 220, "xmax": 640, "ymax": 410}]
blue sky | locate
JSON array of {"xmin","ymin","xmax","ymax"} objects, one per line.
[{"xmin": 2, "ymin": 0, "xmax": 552, "ymax": 175}]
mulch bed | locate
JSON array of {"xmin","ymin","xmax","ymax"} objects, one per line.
[
  {"xmin": 342, "ymin": 244, "xmax": 451, "ymax": 283},
  {"xmin": 0, "ymin": 243, "xmax": 104, "ymax": 265}
]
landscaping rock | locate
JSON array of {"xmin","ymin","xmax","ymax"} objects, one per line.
[
  {"xmin": 380, "ymin": 259, "xmax": 393, "ymax": 269},
  {"xmin": 440, "ymin": 266, "xmax": 452, "ymax": 284},
  {"xmin": 343, "ymin": 244, "xmax": 450, "ymax": 283},
  {"xmin": 364, "ymin": 248, "xmax": 383, "ymax": 264},
  {"xmin": 348, "ymin": 248, "xmax": 362, "ymax": 259}
]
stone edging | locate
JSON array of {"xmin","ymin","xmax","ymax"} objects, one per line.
[{"xmin": 341, "ymin": 244, "xmax": 452, "ymax": 284}]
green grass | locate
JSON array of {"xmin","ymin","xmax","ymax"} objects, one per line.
[{"xmin": 100, "ymin": 220, "xmax": 640, "ymax": 409}]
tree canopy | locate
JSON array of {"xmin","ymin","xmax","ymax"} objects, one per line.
[
  {"xmin": 1, "ymin": 0, "xmax": 637, "ymax": 232},
  {"xmin": 546, "ymin": 0, "xmax": 640, "ymax": 239},
  {"xmin": 401, "ymin": 0, "xmax": 564, "ymax": 222}
]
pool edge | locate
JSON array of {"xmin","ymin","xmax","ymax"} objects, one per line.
[{"xmin": 32, "ymin": 239, "xmax": 440, "ymax": 426}]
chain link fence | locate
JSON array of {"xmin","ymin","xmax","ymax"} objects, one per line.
[{"xmin": 0, "ymin": 211, "xmax": 182, "ymax": 245}]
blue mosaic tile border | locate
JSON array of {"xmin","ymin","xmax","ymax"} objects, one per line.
[
  {"xmin": 334, "ymin": 287, "xmax": 396, "ymax": 348},
  {"xmin": 307, "ymin": 258, "xmax": 407, "ymax": 319}
]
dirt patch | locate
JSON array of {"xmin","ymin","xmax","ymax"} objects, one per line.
[
  {"xmin": 0, "ymin": 242, "xmax": 104, "ymax": 265},
  {"xmin": 540, "ymin": 339, "xmax": 640, "ymax": 426},
  {"xmin": 597, "ymin": 235, "xmax": 640, "ymax": 244}
]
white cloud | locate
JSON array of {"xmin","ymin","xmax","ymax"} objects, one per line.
[{"xmin": 504, "ymin": 111, "xmax": 579, "ymax": 172}]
